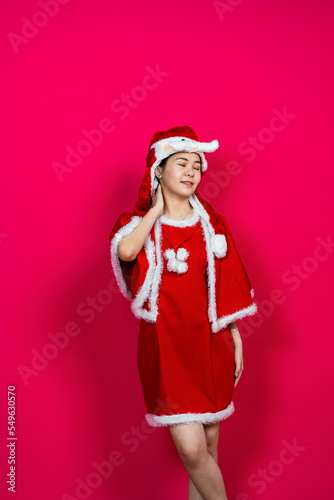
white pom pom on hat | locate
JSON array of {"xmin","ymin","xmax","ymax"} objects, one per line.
[{"xmin": 211, "ymin": 234, "xmax": 227, "ymax": 258}]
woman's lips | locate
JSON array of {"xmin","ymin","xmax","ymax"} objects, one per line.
[{"xmin": 181, "ymin": 181, "xmax": 193, "ymax": 185}]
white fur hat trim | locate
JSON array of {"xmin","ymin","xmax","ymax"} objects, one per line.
[{"xmin": 150, "ymin": 136, "xmax": 219, "ymax": 197}]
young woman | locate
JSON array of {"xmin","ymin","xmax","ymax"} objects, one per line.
[{"xmin": 109, "ymin": 126, "xmax": 257, "ymax": 500}]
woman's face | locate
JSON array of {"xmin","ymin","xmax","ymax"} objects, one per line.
[{"xmin": 155, "ymin": 152, "xmax": 202, "ymax": 198}]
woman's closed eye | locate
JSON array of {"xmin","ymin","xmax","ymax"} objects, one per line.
[{"xmin": 178, "ymin": 163, "xmax": 200, "ymax": 170}]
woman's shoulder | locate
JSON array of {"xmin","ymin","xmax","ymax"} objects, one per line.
[{"xmin": 109, "ymin": 211, "xmax": 141, "ymax": 242}]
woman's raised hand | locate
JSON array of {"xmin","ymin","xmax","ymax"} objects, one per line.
[
  {"xmin": 118, "ymin": 182, "xmax": 164, "ymax": 262},
  {"xmin": 151, "ymin": 183, "xmax": 164, "ymax": 218}
]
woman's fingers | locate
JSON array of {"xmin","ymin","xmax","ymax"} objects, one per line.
[
  {"xmin": 152, "ymin": 183, "xmax": 161, "ymax": 204},
  {"xmin": 151, "ymin": 183, "xmax": 164, "ymax": 216}
]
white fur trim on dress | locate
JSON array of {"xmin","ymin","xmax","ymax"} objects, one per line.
[
  {"xmin": 212, "ymin": 303, "xmax": 258, "ymax": 333},
  {"xmin": 145, "ymin": 401, "xmax": 235, "ymax": 427},
  {"xmin": 130, "ymin": 234, "xmax": 157, "ymax": 322},
  {"xmin": 110, "ymin": 216, "xmax": 142, "ymax": 300},
  {"xmin": 189, "ymin": 194, "xmax": 258, "ymax": 334},
  {"xmin": 187, "ymin": 195, "xmax": 218, "ymax": 329},
  {"xmin": 131, "ymin": 219, "xmax": 164, "ymax": 322},
  {"xmin": 110, "ymin": 215, "xmax": 161, "ymax": 323},
  {"xmin": 159, "ymin": 211, "xmax": 200, "ymax": 227}
]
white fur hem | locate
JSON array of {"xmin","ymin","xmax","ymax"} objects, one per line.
[{"xmin": 145, "ymin": 402, "xmax": 235, "ymax": 427}]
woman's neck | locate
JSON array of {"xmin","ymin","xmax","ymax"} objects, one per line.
[{"xmin": 162, "ymin": 195, "xmax": 193, "ymax": 220}]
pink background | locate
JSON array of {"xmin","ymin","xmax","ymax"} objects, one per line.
[{"xmin": 1, "ymin": 0, "xmax": 333, "ymax": 499}]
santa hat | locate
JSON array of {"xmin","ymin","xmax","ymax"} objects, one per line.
[
  {"xmin": 132, "ymin": 125, "xmax": 228, "ymax": 259},
  {"xmin": 133, "ymin": 125, "xmax": 219, "ymax": 216}
]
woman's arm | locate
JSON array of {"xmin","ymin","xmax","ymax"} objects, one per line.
[
  {"xmin": 117, "ymin": 184, "xmax": 164, "ymax": 262},
  {"xmin": 228, "ymin": 321, "xmax": 244, "ymax": 387}
]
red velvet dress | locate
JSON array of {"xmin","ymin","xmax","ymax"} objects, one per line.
[{"xmin": 136, "ymin": 213, "xmax": 236, "ymax": 426}]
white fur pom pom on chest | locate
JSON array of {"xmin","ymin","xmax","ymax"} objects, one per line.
[{"xmin": 164, "ymin": 247, "xmax": 189, "ymax": 274}]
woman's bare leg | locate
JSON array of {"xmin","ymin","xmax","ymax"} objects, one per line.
[
  {"xmin": 169, "ymin": 421, "xmax": 227, "ymax": 500},
  {"xmin": 187, "ymin": 422, "xmax": 221, "ymax": 500}
]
